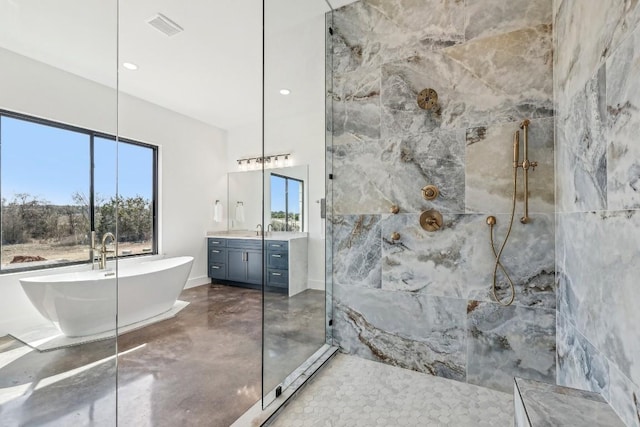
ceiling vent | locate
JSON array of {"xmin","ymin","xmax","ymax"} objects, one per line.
[{"xmin": 147, "ymin": 13, "xmax": 184, "ymax": 37}]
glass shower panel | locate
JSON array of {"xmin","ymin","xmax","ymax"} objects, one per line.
[
  {"xmin": 263, "ymin": 0, "xmax": 333, "ymax": 407},
  {"xmin": 0, "ymin": 0, "xmax": 119, "ymax": 424},
  {"xmin": 324, "ymin": 2, "xmax": 335, "ymax": 348}
]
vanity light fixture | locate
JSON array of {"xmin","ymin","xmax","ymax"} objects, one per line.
[
  {"xmin": 123, "ymin": 62, "xmax": 138, "ymax": 70},
  {"xmin": 236, "ymin": 153, "xmax": 292, "ymax": 170}
]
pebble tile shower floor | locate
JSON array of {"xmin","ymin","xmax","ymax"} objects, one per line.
[{"xmin": 269, "ymin": 353, "xmax": 513, "ymax": 427}]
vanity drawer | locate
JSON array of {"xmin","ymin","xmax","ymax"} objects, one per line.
[
  {"xmin": 209, "ymin": 263, "xmax": 226, "ymax": 280},
  {"xmin": 208, "ymin": 238, "xmax": 227, "ymax": 247},
  {"xmin": 267, "ymin": 251, "xmax": 288, "ymax": 270},
  {"xmin": 266, "ymin": 241, "xmax": 288, "ymax": 251},
  {"xmin": 227, "ymin": 239, "xmax": 262, "ymax": 250},
  {"xmin": 208, "ymin": 248, "xmax": 226, "ymax": 263},
  {"xmin": 267, "ymin": 269, "xmax": 288, "ymax": 288}
]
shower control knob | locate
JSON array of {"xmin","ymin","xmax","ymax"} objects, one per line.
[
  {"xmin": 421, "ymin": 185, "xmax": 439, "ymax": 201},
  {"xmin": 420, "ymin": 209, "xmax": 443, "ymax": 232}
]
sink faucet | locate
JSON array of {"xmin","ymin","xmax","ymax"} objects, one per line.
[
  {"xmin": 256, "ymin": 224, "xmax": 262, "ymax": 236},
  {"xmin": 267, "ymin": 224, "xmax": 273, "ymax": 236},
  {"xmin": 100, "ymin": 232, "xmax": 116, "ymax": 269}
]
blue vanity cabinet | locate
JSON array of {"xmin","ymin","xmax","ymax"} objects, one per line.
[
  {"xmin": 207, "ymin": 238, "xmax": 227, "ymax": 280},
  {"xmin": 226, "ymin": 239, "xmax": 263, "ymax": 285},
  {"xmin": 266, "ymin": 240, "xmax": 289, "ymax": 290},
  {"xmin": 208, "ymin": 237, "xmax": 293, "ymax": 291}
]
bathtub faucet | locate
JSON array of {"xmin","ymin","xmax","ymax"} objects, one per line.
[{"xmin": 99, "ymin": 232, "xmax": 116, "ymax": 269}]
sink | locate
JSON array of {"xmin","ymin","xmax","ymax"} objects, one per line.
[{"xmin": 206, "ymin": 230, "xmax": 308, "ymax": 240}]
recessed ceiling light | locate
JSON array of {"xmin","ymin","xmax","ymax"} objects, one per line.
[
  {"xmin": 123, "ymin": 62, "xmax": 138, "ymax": 71},
  {"xmin": 279, "ymin": 89, "xmax": 291, "ymax": 95}
]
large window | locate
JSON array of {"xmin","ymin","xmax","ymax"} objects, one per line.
[
  {"xmin": 270, "ymin": 174, "xmax": 303, "ymax": 232},
  {"xmin": 0, "ymin": 110, "xmax": 157, "ymax": 272}
]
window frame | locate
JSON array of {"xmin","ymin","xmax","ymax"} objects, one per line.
[{"xmin": 0, "ymin": 109, "xmax": 159, "ymax": 274}]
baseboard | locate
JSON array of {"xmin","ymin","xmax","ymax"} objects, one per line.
[
  {"xmin": 307, "ymin": 279, "xmax": 325, "ymax": 290},
  {"xmin": 185, "ymin": 275, "xmax": 210, "ymax": 289}
]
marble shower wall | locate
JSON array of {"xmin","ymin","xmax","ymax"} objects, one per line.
[
  {"xmin": 329, "ymin": 0, "xmax": 555, "ymax": 393},
  {"xmin": 555, "ymin": 1, "xmax": 640, "ymax": 426}
]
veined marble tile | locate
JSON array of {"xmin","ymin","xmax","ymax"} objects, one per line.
[
  {"xmin": 554, "ymin": 0, "xmax": 629, "ymax": 101},
  {"xmin": 466, "ymin": 118, "xmax": 554, "ymax": 214},
  {"xmin": 465, "ymin": 0, "xmax": 552, "ymax": 41},
  {"xmin": 444, "ymin": 23, "xmax": 553, "ymax": 113},
  {"xmin": 331, "ymin": 130, "xmax": 465, "ymax": 215},
  {"xmin": 555, "ymin": 210, "xmax": 640, "ymax": 386},
  {"xmin": 556, "ymin": 66, "xmax": 607, "ymax": 213},
  {"xmin": 333, "ymin": 282, "xmax": 467, "ymax": 381},
  {"xmin": 556, "ymin": 312, "xmax": 610, "ymax": 398},
  {"xmin": 609, "ymin": 1, "xmax": 640, "ymax": 60},
  {"xmin": 331, "ymin": 0, "xmax": 464, "ymax": 74},
  {"xmin": 331, "ymin": 67, "xmax": 381, "ymax": 146},
  {"xmin": 515, "ymin": 377, "xmax": 625, "ymax": 427},
  {"xmin": 553, "ymin": 0, "xmax": 563, "ymax": 19},
  {"xmin": 380, "ymin": 25, "xmax": 553, "ymax": 133},
  {"xmin": 609, "ymin": 362, "xmax": 640, "ymax": 427},
  {"xmin": 467, "ymin": 301, "xmax": 556, "ymax": 393},
  {"xmin": 363, "ymin": 0, "xmax": 465, "ymax": 37},
  {"xmin": 380, "ymin": 213, "xmax": 555, "ymax": 308},
  {"xmin": 606, "ymin": 22, "xmax": 640, "ymax": 210},
  {"xmin": 330, "ymin": 215, "xmax": 381, "ymax": 289}
]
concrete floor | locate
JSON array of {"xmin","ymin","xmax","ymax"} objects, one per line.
[{"xmin": 0, "ymin": 283, "xmax": 325, "ymax": 427}]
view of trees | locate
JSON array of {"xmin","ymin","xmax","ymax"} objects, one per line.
[
  {"xmin": 1, "ymin": 192, "xmax": 153, "ymax": 247},
  {"xmin": 270, "ymin": 210, "xmax": 301, "ymax": 232}
]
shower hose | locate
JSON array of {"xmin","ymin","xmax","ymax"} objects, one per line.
[{"xmin": 486, "ymin": 163, "xmax": 518, "ymax": 307}]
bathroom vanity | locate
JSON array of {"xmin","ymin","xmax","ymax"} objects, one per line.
[{"xmin": 205, "ymin": 232, "xmax": 308, "ymax": 296}]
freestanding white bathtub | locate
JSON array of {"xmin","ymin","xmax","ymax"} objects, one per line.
[{"xmin": 19, "ymin": 256, "xmax": 193, "ymax": 337}]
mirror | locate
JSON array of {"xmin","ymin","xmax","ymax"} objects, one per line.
[{"xmin": 227, "ymin": 165, "xmax": 308, "ymax": 232}]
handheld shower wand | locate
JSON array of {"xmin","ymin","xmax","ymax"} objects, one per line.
[{"xmin": 486, "ymin": 120, "xmax": 537, "ymax": 306}]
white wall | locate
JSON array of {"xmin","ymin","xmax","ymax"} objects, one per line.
[{"xmin": 0, "ymin": 48, "xmax": 228, "ymax": 334}]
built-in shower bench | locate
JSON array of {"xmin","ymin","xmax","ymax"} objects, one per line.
[{"xmin": 514, "ymin": 378, "xmax": 625, "ymax": 426}]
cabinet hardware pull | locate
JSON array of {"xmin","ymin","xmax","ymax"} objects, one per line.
[
  {"xmin": 212, "ymin": 266, "xmax": 220, "ymax": 269},
  {"xmin": 272, "ymin": 272, "xmax": 282, "ymax": 276},
  {"xmin": 212, "ymin": 241, "xmax": 220, "ymax": 244},
  {"xmin": 212, "ymin": 250, "xmax": 220, "ymax": 253},
  {"xmin": 272, "ymin": 254, "xmax": 282, "ymax": 258},
  {"xmin": 272, "ymin": 244, "xmax": 281, "ymax": 247}
]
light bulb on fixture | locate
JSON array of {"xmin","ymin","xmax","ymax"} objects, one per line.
[
  {"xmin": 284, "ymin": 154, "xmax": 291, "ymax": 167},
  {"xmin": 273, "ymin": 156, "xmax": 280, "ymax": 167},
  {"xmin": 279, "ymin": 89, "xmax": 291, "ymax": 95},
  {"xmin": 123, "ymin": 62, "xmax": 138, "ymax": 70}
]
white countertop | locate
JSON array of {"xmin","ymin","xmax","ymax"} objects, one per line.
[{"xmin": 205, "ymin": 231, "xmax": 308, "ymax": 241}]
